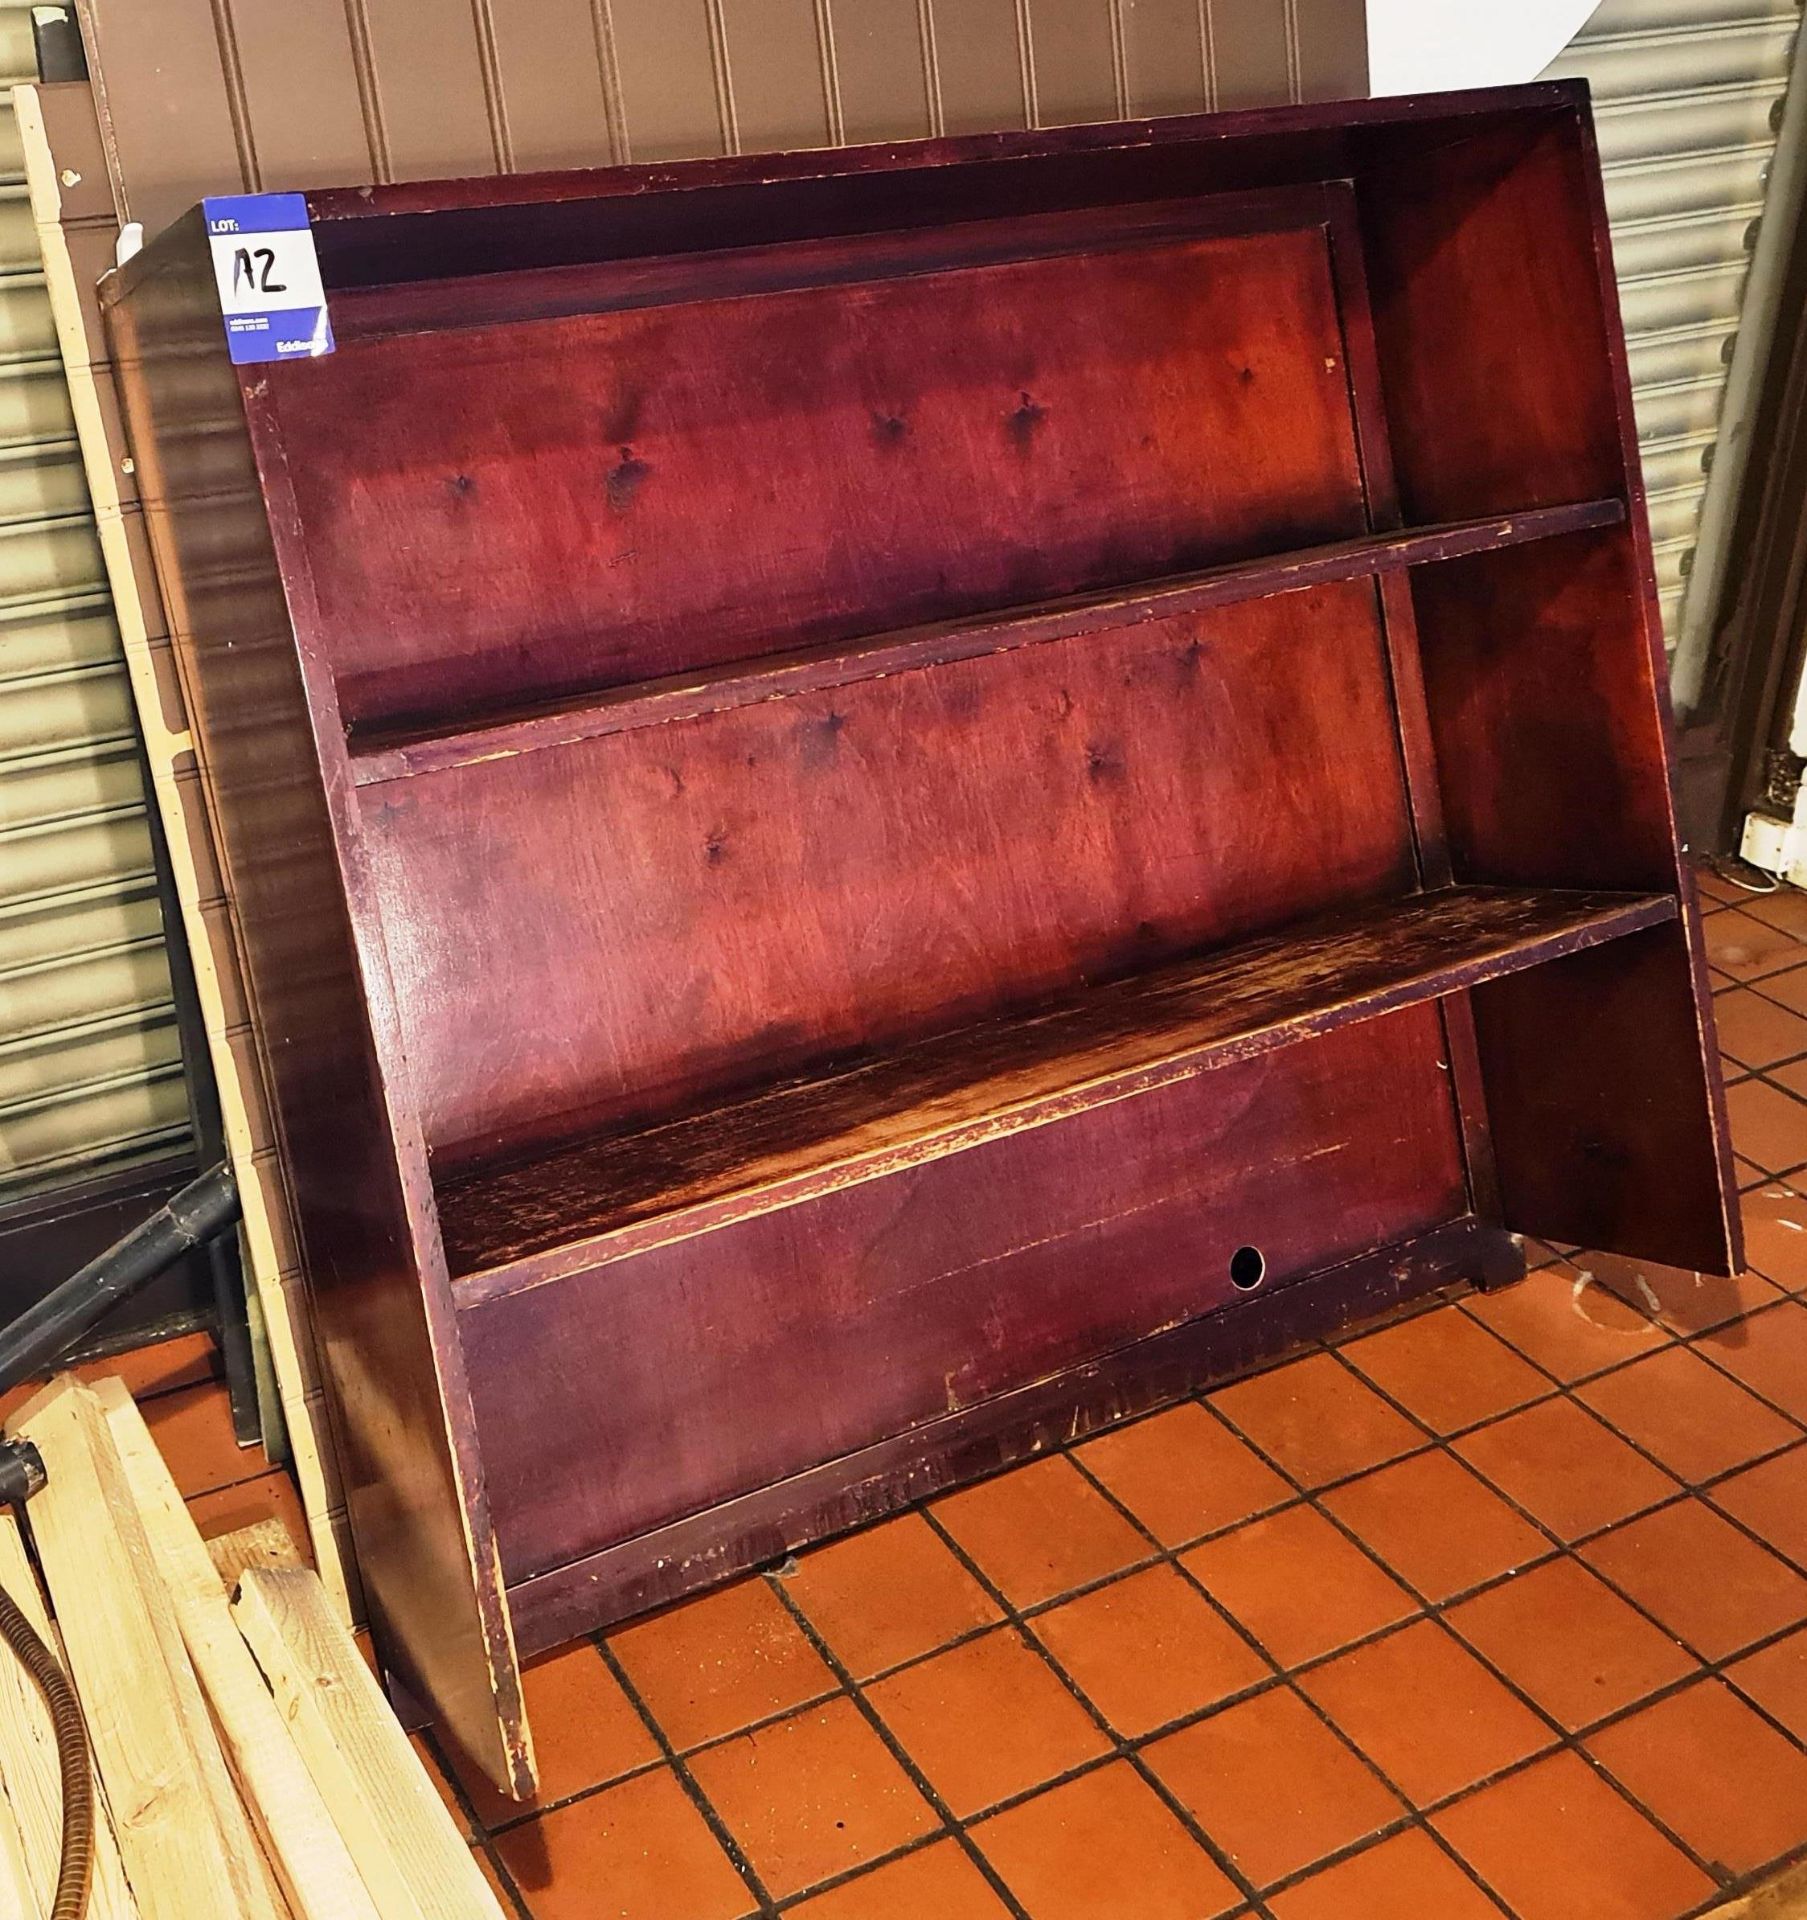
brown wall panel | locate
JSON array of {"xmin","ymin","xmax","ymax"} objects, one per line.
[
  {"xmin": 829, "ymin": 0, "xmax": 934, "ymax": 142},
  {"xmin": 218, "ymin": 0, "xmax": 374, "ymax": 189},
  {"xmin": 1208, "ymin": 0, "xmax": 1294, "ymax": 108},
  {"xmin": 1025, "ymin": 0, "xmax": 1120, "ymax": 126},
  {"xmin": 359, "ymin": 0, "xmax": 502, "ymax": 178},
  {"xmin": 927, "ymin": 0, "xmax": 1030, "ymax": 135},
  {"xmin": 80, "ymin": 0, "xmax": 1362, "ymax": 230},
  {"xmin": 1121, "ymin": 0, "xmax": 1210, "ymax": 118},
  {"xmin": 718, "ymin": 0, "xmax": 835, "ymax": 150},
  {"xmin": 486, "ymin": 0, "xmax": 619, "ymax": 169},
  {"xmin": 608, "ymin": 0, "xmax": 728, "ymax": 160}
]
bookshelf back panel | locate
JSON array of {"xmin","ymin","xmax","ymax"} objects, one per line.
[
  {"xmin": 461, "ymin": 1002, "xmax": 1468, "ymax": 1582},
  {"xmin": 271, "ymin": 203, "xmax": 1368, "ymax": 731},
  {"xmin": 362, "ymin": 577, "xmax": 1417, "ymax": 1167}
]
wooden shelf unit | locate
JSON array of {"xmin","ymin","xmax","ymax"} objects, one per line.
[{"xmin": 107, "ymin": 87, "xmax": 1739, "ymax": 1800}]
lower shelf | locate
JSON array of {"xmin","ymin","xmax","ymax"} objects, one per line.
[{"xmin": 438, "ymin": 882, "xmax": 1675, "ymax": 1295}]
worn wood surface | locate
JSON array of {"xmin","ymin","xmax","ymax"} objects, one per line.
[
  {"xmin": 370, "ymin": 579, "xmax": 1417, "ymax": 1169},
  {"xmin": 351, "ymin": 498, "xmax": 1626, "ymax": 784},
  {"xmin": 442, "ymin": 887, "xmax": 1672, "ymax": 1287}
]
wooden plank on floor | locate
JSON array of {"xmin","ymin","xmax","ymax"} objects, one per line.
[
  {"xmin": 207, "ymin": 1517, "xmax": 305, "ymax": 1591},
  {"xmin": 233, "ymin": 1567, "xmax": 504, "ymax": 1920},
  {"xmin": 0, "ymin": 1511, "xmax": 139, "ymax": 1920},
  {"xmin": 1705, "ymin": 1860, "xmax": 1807, "ymax": 1917},
  {"xmin": 94, "ymin": 1381, "xmax": 381, "ymax": 1920},
  {"xmin": 6, "ymin": 1378, "xmax": 277, "ymax": 1920}
]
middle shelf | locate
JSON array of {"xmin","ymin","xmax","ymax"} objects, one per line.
[
  {"xmin": 441, "ymin": 881, "xmax": 1674, "ymax": 1300},
  {"xmin": 352, "ymin": 496, "xmax": 1626, "ymax": 787}
]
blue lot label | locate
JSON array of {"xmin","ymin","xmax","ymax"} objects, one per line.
[{"xmin": 202, "ymin": 193, "xmax": 334, "ymax": 365}]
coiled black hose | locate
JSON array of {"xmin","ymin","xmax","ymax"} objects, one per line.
[{"xmin": 0, "ymin": 1571, "xmax": 92, "ymax": 1919}]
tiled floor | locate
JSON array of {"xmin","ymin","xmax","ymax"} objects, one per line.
[{"xmin": 38, "ymin": 859, "xmax": 1807, "ymax": 1918}]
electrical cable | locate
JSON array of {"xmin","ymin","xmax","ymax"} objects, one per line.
[{"xmin": 0, "ymin": 1566, "xmax": 92, "ymax": 1918}]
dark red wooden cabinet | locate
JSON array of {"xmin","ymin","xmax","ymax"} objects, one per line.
[{"xmin": 106, "ymin": 83, "xmax": 1739, "ymax": 1797}]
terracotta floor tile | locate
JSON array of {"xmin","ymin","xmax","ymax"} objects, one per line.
[
  {"xmin": 1580, "ymin": 1498, "xmax": 1807, "ymax": 1659},
  {"xmin": 1075, "ymin": 1401, "xmax": 1292, "ymax": 1545},
  {"xmin": 864, "ymin": 1628, "xmax": 1110, "ymax": 1817},
  {"xmin": 1267, "ymin": 1828, "xmax": 1507, "ymax": 1920},
  {"xmin": 1726, "ymin": 1077, "xmax": 1807, "ymax": 1174},
  {"xmin": 138, "ymin": 1380, "xmax": 261, "ymax": 1500},
  {"xmin": 971, "ymin": 1762, "xmax": 1242, "ymax": 1920},
  {"xmin": 411, "ymin": 1730, "xmax": 471, "ymax": 1834},
  {"xmin": 1588, "ymin": 1677, "xmax": 1807, "ymax": 1876},
  {"xmin": 445, "ymin": 1642, "xmax": 660, "ymax": 1830},
  {"xmin": 1297, "ymin": 1619, "xmax": 1553, "ymax": 1806},
  {"xmin": 1181, "ymin": 1504, "xmax": 1416, "ymax": 1667},
  {"xmin": 1144, "ymin": 1684, "xmax": 1404, "ymax": 1889},
  {"xmin": 1742, "ymin": 1185, "xmax": 1807, "ymax": 1291},
  {"xmin": 1445, "ymin": 1557, "xmax": 1695, "ymax": 1731},
  {"xmin": 1709, "ymin": 1443, "xmax": 1807, "ymax": 1568},
  {"xmin": 1586, "ymin": 1247, "xmax": 1782, "ymax": 1336},
  {"xmin": 1452, "ymin": 1398, "xmax": 1679, "ymax": 1541},
  {"xmin": 687, "ymin": 1698, "xmax": 937, "ymax": 1902},
  {"xmin": 493, "ymin": 1766, "xmax": 753, "ymax": 1920},
  {"xmin": 1031, "ymin": 1564, "xmax": 1271, "ymax": 1737},
  {"xmin": 1461, "ymin": 1263, "xmax": 1669, "ymax": 1382},
  {"xmin": 88, "ymin": 1330, "xmax": 222, "ymax": 1402},
  {"xmin": 609, "ymin": 1578, "xmax": 837, "ymax": 1751},
  {"xmin": 1728, "ymin": 1627, "xmax": 1807, "ymax": 1744},
  {"xmin": 183, "ymin": 1467, "xmax": 309, "ymax": 1560},
  {"xmin": 786, "ymin": 1839, "xmax": 1011, "ymax": 1919},
  {"xmin": 1746, "ymin": 959, "xmax": 1807, "ymax": 1017},
  {"xmin": 1576, "ymin": 1346, "xmax": 1801, "ymax": 1484},
  {"xmin": 1432, "ymin": 1750, "xmax": 1715, "ymax": 1920},
  {"xmin": 1737, "ymin": 884, "xmax": 1807, "ymax": 937},
  {"xmin": 1319, "ymin": 1451, "xmax": 1551, "ymax": 1603},
  {"xmin": 1695, "ymin": 865, "xmax": 1749, "ymax": 906},
  {"xmin": 1704, "ymin": 908, "xmax": 1803, "ymax": 981},
  {"xmin": 1342, "ymin": 1307, "xmax": 1550, "ymax": 1435},
  {"xmin": 1698, "ymin": 1300, "xmax": 1807, "ymax": 1420},
  {"xmin": 1712, "ymin": 986, "xmax": 1807, "ymax": 1069},
  {"xmin": 785, "ymin": 1513, "xmax": 1000, "ymax": 1680},
  {"xmin": 930, "ymin": 1455, "xmax": 1149, "ymax": 1608},
  {"xmin": 1210, "ymin": 1353, "xmax": 1426, "ymax": 1489}
]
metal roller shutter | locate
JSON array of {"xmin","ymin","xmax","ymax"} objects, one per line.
[
  {"xmin": 1544, "ymin": 0, "xmax": 1802, "ymax": 653},
  {"xmin": 0, "ymin": 8, "xmax": 186, "ymax": 1197}
]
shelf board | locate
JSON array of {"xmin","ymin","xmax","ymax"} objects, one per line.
[
  {"xmin": 353, "ymin": 497, "xmax": 1626, "ymax": 787},
  {"xmin": 443, "ymin": 882, "xmax": 1674, "ymax": 1301}
]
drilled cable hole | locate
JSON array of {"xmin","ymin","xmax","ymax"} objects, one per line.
[{"xmin": 1229, "ymin": 1245, "xmax": 1266, "ymax": 1291}]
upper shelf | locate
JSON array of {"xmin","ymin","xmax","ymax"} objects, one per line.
[
  {"xmin": 351, "ymin": 497, "xmax": 1627, "ymax": 787},
  {"xmin": 441, "ymin": 881, "xmax": 1674, "ymax": 1301}
]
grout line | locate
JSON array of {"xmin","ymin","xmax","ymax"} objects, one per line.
[{"xmin": 595, "ymin": 1637, "xmax": 785, "ymax": 1918}]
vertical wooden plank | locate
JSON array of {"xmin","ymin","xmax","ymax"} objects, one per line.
[
  {"xmin": 357, "ymin": 0, "xmax": 502, "ymax": 178},
  {"xmin": 1120, "ymin": 0, "xmax": 1208, "ymax": 117},
  {"xmin": 1024, "ymin": 0, "xmax": 1120, "ymax": 126},
  {"xmin": 829, "ymin": 0, "xmax": 933, "ymax": 142},
  {"xmin": 72, "ymin": 0, "xmax": 247, "ymax": 231},
  {"xmin": 215, "ymin": 0, "xmax": 375, "ymax": 188},
  {"xmin": 609, "ymin": 0, "xmax": 730, "ymax": 159},
  {"xmin": 926, "ymin": 0, "xmax": 1028, "ymax": 134},
  {"xmin": 719, "ymin": 0, "xmax": 834, "ymax": 152},
  {"xmin": 1292, "ymin": 0, "xmax": 1366, "ymax": 102},
  {"xmin": 1207, "ymin": 0, "xmax": 1293, "ymax": 108},
  {"xmin": 484, "ymin": 0, "xmax": 619, "ymax": 169}
]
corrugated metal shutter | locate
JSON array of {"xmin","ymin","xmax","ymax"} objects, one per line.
[
  {"xmin": 0, "ymin": 11, "xmax": 187, "ymax": 1197},
  {"xmin": 1545, "ymin": 0, "xmax": 1801, "ymax": 650}
]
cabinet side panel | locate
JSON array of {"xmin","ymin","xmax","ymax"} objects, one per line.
[
  {"xmin": 1412, "ymin": 534, "xmax": 1736, "ymax": 1275},
  {"xmin": 105, "ymin": 225, "xmax": 535, "ymax": 1796}
]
